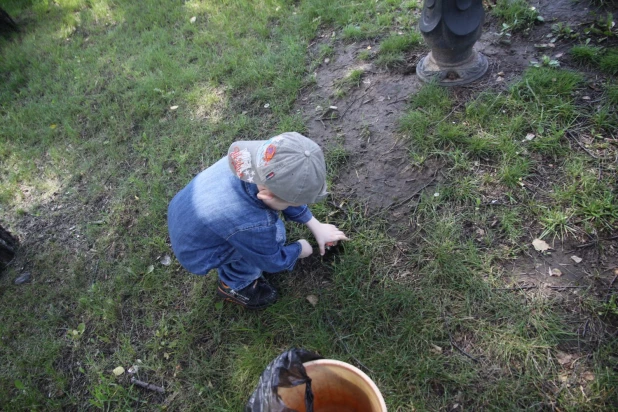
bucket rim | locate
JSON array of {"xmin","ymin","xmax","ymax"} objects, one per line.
[{"xmin": 302, "ymin": 359, "xmax": 387, "ymax": 411}]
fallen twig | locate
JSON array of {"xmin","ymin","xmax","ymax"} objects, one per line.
[
  {"xmin": 443, "ymin": 313, "xmax": 480, "ymax": 363},
  {"xmin": 339, "ymin": 86, "xmax": 373, "ymax": 120},
  {"xmin": 575, "ymin": 235, "xmax": 618, "ymax": 249},
  {"xmin": 131, "ymin": 377, "xmax": 165, "ymax": 394},
  {"xmin": 546, "ymin": 285, "xmax": 588, "ymax": 290},
  {"xmin": 493, "ymin": 286, "xmax": 538, "ymax": 291},
  {"xmin": 582, "ymin": 319, "xmax": 590, "ymax": 338},
  {"xmin": 606, "ymin": 272, "xmax": 618, "ymax": 303},
  {"xmin": 383, "ymin": 177, "xmax": 437, "ymax": 211},
  {"xmin": 566, "ymin": 131, "xmax": 604, "ymax": 159}
]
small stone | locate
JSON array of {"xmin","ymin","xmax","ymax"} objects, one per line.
[
  {"xmin": 14, "ymin": 272, "xmax": 31, "ymax": 285},
  {"xmin": 550, "ymin": 268, "xmax": 563, "ymax": 277},
  {"xmin": 306, "ymin": 295, "xmax": 318, "ymax": 306}
]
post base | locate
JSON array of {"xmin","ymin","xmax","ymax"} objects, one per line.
[{"xmin": 417, "ymin": 50, "xmax": 488, "ymax": 86}]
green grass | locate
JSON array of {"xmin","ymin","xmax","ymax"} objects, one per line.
[
  {"xmin": 1, "ymin": 0, "xmax": 618, "ymax": 411},
  {"xmin": 571, "ymin": 46, "xmax": 618, "ymax": 75},
  {"xmin": 492, "ymin": 0, "xmax": 541, "ymax": 32},
  {"xmin": 571, "ymin": 44, "xmax": 603, "ymax": 65},
  {"xmin": 375, "ymin": 32, "xmax": 423, "ymax": 69}
]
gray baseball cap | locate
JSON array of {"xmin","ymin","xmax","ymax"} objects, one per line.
[{"xmin": 227, "ymin": 132, "xmax": 328, "ymax": 204}]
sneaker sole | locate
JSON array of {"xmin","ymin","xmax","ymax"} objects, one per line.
[{"xmin": 216, "ymin": 286, "xmax": 274, "ymax": 310}]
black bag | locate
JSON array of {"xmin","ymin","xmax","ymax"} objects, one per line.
[{"xmin": 245, "ymin": 348, "xmax": 323, "ymax": 412}]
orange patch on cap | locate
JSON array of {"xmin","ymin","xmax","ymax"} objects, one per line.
[{"xmin": 263, "ymin": 144, "xmax": 276, "ymax": 163}]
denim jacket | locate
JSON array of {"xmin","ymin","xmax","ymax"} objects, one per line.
[{"xmin": 167, "ymin": 157, "xmax": 313, "ymax": 275}]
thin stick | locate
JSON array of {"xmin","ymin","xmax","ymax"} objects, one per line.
[
  {"xmin": 493, "ymin": 286, "xmax": 538, "ymax": 291},
  {"xmin": 339, "ymin": 86, "xmax": 373, "ymax": 120},
  {"xmin": 384, "ymin": 177, "xmax": 437, "ymax": 211},
  {"xmin": 575, "ymin": 235, "xmax": 618, "ymax": 249},
  {"xmin": 443, "ymin": 313, "xmax": 480, "ymax": 363},
  {"xmin": 546, "ymin": 286, "xmax": 588, "ymax": 289},
  {"xmin": 582, "ymin": 319, "xmax": 590, "ymax": 338},
  {"xmin": 131, "ymin": 377, "xmax": 165, "ymax": 394},
  {"xmin": 606, "ymin": 273, "xmax": 618, "ymax": 302},
  {"xmin": 566, "ymin": 131, "xmax": 601, "ymax": 159}
]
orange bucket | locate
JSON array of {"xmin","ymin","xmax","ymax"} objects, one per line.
[{"xmin": 278, "ymin": 359, "xmax": 387, "ymax": 412}]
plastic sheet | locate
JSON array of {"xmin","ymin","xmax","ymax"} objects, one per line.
[{"xmin": 245, "ymin": 348, "xmax": 323, "ymax": 412}]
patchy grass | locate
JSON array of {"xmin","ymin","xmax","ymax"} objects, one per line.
[
  {"xmin": 492, "ymin": 0, "xmax": 542, "ymax": 32},
  {"xmin": 1, "ymin": 1, "xmax": 618, "ymax": 411},
  {"xmin": 571, "ymin": 45, "xmax": 618, "ymax": 75},
  {"xmin": 375, "ymin": 32, "xmax": 423, "ymax": 69}
]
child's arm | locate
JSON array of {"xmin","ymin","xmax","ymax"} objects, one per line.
[{"xmin": 305, "ymin": 217, "xmax": 349, "ymax": 256}]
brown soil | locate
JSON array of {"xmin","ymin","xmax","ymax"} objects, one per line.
[{"xmin": 295, "ymin": 0, "xmax": 618, "ymax": 295}]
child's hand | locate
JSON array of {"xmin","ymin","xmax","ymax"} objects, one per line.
[
  {"xmin": 298, "ymin": 239, "xmax": 313, "ymax": 258},
  {"xmin": 305, "ymin": 218, "xmax": 349, "ymax": 256}
]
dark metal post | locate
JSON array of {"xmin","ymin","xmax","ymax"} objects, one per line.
[{"xmin": 417, "ymin": 0, "xmax": 488, "ymax": 86}]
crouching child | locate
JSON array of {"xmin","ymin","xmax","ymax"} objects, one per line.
[{"xmin": 167, "ymin": 132, "xmax": 348, "ymax": 309}]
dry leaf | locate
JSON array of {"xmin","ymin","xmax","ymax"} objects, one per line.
[
  {"xmin": 164, "ymin": 353, "xmax": 170, "ymax": 360},
  {"xmin": 113, "ymin": 366, "xmax": 125, "ymax": 376},
  {"xmin": 571, "ymin": 255, "xmax": 582, "ymax": 264},
  {"xmin": 189, "ymin": 16, "xmax": 196, "ymax": 23},
  {"xmin": 170, "ymin": 106, "xmax": 179, "ymax": 110},
  {"xmin": 525, "ymin": 133, "xmax": 535, "ymax": 141},
  {"xmin": 160, "ymin": 255, "xmax": 172, "ymax": 266},
  {"xmin": 532, "ymin": 238, "xmax": 550, "ymax": 251},
  {"xmin": 582, "ymin": 371, "xmax": 595, "ymax": 381},
  {"xmin": 550, "ymin": 268, "xmax": 563, "ymax": 277},
  {"xmin": 556, "ymin": 351, "xmax": 574, "ymax": 366},
  {"xmin": 582, "ymin": 96, "xmax": 591, "ymax": 100},
  {"xmin": 306, "ymin": 295, "xmax": 318, "ymax": 307},
  {"xmin": 430, "ymin": 344, "xmax": 443, "ymax": 354}
]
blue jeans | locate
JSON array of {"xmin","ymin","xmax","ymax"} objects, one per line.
[
  {"xmin": 217, "ymin": 219, "xmax": 287, "ymax": 290},
  {"xmin": 217, "ymin": 250, "xmax": 263, "ymax": 291}
]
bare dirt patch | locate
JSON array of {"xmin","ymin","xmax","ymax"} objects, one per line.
[
  {"xmin": 298, "ymin": 39, "xmax": 439, "ymax": 213},
  {"xmin": 296, "ymin": 0, "xmax": 618, "ymax": 297}
]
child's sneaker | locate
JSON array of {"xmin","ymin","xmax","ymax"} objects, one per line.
[{"xmin": 216, "ymin": 277, "xmax": 278, "ymax": 310}]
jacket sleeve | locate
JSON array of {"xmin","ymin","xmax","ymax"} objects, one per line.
[
  {"xmin": 282, "ymin": 205, "xmax": 313, "ymax": 224},
  {"xmin": 227, "ymin": 224, "xmax": 302, "ymax": 272}
]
